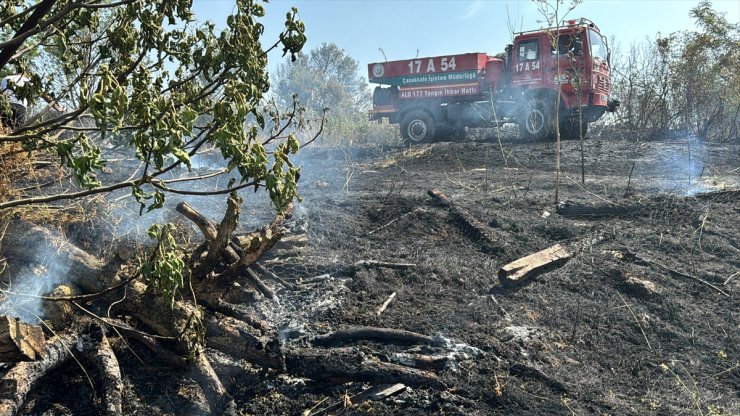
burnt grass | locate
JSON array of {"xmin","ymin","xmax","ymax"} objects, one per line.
[{"xmin": 22, "ymin": 133, "xmax": 740, "ymax": 415}]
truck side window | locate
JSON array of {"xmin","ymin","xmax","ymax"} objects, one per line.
[
  {"xmin": 552, "ymin": 34, "xmax": 583, "ymax": 55},
  {"xmin": 518, "ymin": 40, "xmax": 539, "ymax": 61}
]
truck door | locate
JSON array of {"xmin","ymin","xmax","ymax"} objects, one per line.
[
  {"xmin": 549, "ymin": 30, "xmax": 587, "ymax": 97},
  {"xmin": 511, "ymin": 36, "xmax": 544, "ymax": 87}
]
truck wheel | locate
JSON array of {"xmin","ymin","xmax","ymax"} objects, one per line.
[
  {"xmin": 401, "ymin": 111, "xmax": 436, "ymax": 143},
  {"xmin": 559, "ymin": 117, "xmax": 588, "ymax": 140},
  {"xmin": 519, "ymin": 99, "xmax": 555, "ymax": 141}
]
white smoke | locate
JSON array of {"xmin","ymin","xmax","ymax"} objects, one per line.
[{"xmin": 0, "ymin": 238, "xmax": 69, "ymax": 323}]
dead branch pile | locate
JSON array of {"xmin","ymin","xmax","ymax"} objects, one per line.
[{"xmin": 0, "ymin": 194, "xmax": 471, "ymax": 415}]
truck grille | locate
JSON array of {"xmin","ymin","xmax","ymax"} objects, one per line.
[{"xmin": 596, "ymin": 75, "xmax": 610, "ymax": 93}]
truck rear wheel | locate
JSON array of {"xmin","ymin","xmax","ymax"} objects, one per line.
[
  {"xmin": 519, "ymin": 99, "xmax": 555, "ymax": 141},
  {"xmin": 401, "ymin": 111, "xmax": 436, "ymax": 143}
]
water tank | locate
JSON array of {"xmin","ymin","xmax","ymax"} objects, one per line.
[{"xmin": 484, "ymin": 58, "xmax": 504, "ymax": 90}]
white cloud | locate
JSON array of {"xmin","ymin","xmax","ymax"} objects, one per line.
[{"xmin": 462, "ymin": 0, "xmax": 484, "ymax": 19}]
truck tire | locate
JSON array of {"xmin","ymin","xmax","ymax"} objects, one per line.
[
  {"xmin": 559, "ymin": 117, "xmax": 588, "ymax": 140},
  {"xmin": 401, "ymin": 111, "xmax": 436, "ymax": 143},
  {"xmin": 518, "ymin": 99, "xmax": 555, "ymax": 141}
]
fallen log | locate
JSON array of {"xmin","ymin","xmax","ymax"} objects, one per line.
[
  {"xmin": 0, "ymin": 317, "xmax": 45, "ymax": 362},
  {"xmin": 1, "ymin": 222, "xmax": 111, "ymax": 293},
  {"xmin": 498, "ymin": 244, "xmax": 571, "ymax": 287},
  {"xmin": 284, "ymin": 349, "xmax": 446, "ymax": 390},
  {"xmin": 427, "ymin": 189, "xmax": 504, "ymax": 255},
  {"xmin": 190, "ymin": 349, "xmax": 237, "ymax": 416},
  {"xmin": 389, "ymin": 352, "xmax": 449, "ymax": 371},
  {"xmin": 556, "ymin": 201, "xmax": 640, "ymax": 218},
  {"xmin": 312, "ymin": 327, "xmax": 441, "ymax": 347},
  {"xmin": 92, "ymin": 332, "xmax": 124, "ymax": 416},
  {"xmin": 0, "ymin": 331, "xmax": 95, "ymax": 416},
  {"xmin": 244, "ymin": 267, "xmax": 277, "ymax": 301}
]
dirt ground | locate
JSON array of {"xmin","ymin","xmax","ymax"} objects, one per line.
[{"xmin": 16, "ymin": 130, "xmax": 740, "ymax": 415}]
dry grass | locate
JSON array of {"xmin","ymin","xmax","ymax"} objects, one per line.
[
  {"xmin": 0, "ymin": 142, "xmax": 35, "ymax": 203},
  {"xmin": 0, "ymin": 141, "xmax": 97, "ymax": 230}
]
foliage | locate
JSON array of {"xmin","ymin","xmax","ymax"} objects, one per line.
[
  {"xmin": 140, "ymin": 223, "xmax": 185, "ymax": 308},
  {"xmin": 610, "ymin": 1, "xmax": 739, "ymax": 141},
  {"xmin": 273, "ymin": 42, "xmax": 368, "ymax": 115},
  {"xmin": 272, "ymin": 42, "xmax": 396, "ymax": 145},
  {"xmin": 0, "ymin": 0, "xmax": 308, "ymax": 211}
]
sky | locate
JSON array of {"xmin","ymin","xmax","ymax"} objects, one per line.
[{"xmin": 191, "ymin": 0, "xmax": 739, "ymax": 77}]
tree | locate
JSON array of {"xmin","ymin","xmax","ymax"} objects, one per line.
[
  {"xmin": 272, "ymin": 42, "xmax": 375, "ymax": 143},
  {"xmin": 273, "ymin": 42, "xmax": 368, "ymax": 115},
  {"xmin": 0, "ymin": 0, "xmax": 307, "ymax": 212},
  {"xmin": 610, "ymin": 1, "xmax": 738, "ymax": 141},
  {"xmin": 533, "ymin": 0, "xmax": 582, "ymax": 201},
  {"xmin": 678, "ymin": 1, "xmax": 739, "ymax": 141}
]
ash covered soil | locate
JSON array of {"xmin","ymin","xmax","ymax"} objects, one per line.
[{"xmin": 25, "ymin": 133, "xmax": 740, "ymax": 415}]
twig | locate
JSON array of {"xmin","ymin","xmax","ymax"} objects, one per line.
[
  {"xmin": 523, "ymin": 174, "xmax": 533, "ymax": 198},
  {"xmin": 704, "ymin": 363, "xmax": 740, "ymax": 379},
  {"xmin": 302, "ymin": 397, "xmax": 329, "ymax": 416},
  {"xmin": 616, "ymin": 291, "xmax": 652, "ymax": 351},
  {"xmin": 649, "ymin": 258, "xmax": 729, "ymax": 297},
  {"xmin": 724, "ymin": 272, "xmax": 738, "ymax": 286},
  {"xmin": 354, "ymin": 260, "xmax": 417, "ymax": 269},
  {"xmin": 72, "ymin": 301, "xmax": 177, "ymax": 341},
  {"xmin": 488, "ymin": 295, "xmax": 511, "ymax": 321},
  {"xmin": 624, "ymin": 161, "xmax": 635, "ymax": 197},
  {"xmin": 563, "ymin": 175, "xmax": 621, "ymax": 206},
  {"xmin": 368, "ymin": 208, "xmax": 423, "ymax": 235},
  {"xmin": 376, "ymin": 292, "xmax": 396, "ymax": 317},
  {"xmin": 253, "ymin": 262, "xmax": 296, "ymax": 290},
  {"xmin": 16, "ymin": 180, "xmax": 55, "ymax": 193},
  {"xmin": 0, "ymin": 272, "xmax": 140, "ymax": 302}
]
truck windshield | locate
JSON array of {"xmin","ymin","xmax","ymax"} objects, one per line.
[{"xmin": 589, "ymin": 29, "xmax": 607, "ymax": 61}]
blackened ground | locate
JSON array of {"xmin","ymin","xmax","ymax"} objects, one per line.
[{"xmin": 23, "ymin": 132, "xmax": 740, "ymax": 415}]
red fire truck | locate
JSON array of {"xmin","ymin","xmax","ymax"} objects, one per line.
[{"xmin": 368, "ymin": 18, "xmax": 619, "ymax": 143}]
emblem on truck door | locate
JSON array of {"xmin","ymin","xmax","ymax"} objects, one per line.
[{"xmin": 372, "ymin": 63, "xmax": 385, "ymax": 78}]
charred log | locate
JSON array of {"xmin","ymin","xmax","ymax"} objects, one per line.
[
  {"xmin": 283, "ymin": 349, "xmax": 446, "ymax": 389},
  {"xmin": 190, "ymin": 349, "xmax": 237, "ymax": 416},
  {"xmin": 556, "ymin": 201, "xmax": 640, "ymax": 218},
  {"xmin": 91, "ymin": 332, "xmax": 123, "ymax": 416},
  {"xmin": 312, "ymin": 326, "xmax": 441, "ymax": 348},
  {"xmin": 0, "ymin": 317, "xmax": 45, "ymax": 362},
  {"xmin": 428, "ymin": 189, "xmax": 505, "ymax": 255},
  {"xmin": 0, "ymin": 330, "xmax": 95, "ymax": 416}
]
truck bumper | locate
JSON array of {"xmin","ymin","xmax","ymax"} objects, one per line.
[{"xmin": 607, "ymin": 98, "xmax": 621, "ymax": 112}]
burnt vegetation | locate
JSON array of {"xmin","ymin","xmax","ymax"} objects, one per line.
[{"xmin": 0, "ymin": 1, "xmax": 738, "ymax": 416}]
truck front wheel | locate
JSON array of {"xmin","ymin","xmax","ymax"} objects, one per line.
[
  {"xmin": 401, "ymin": 111, "xmax": 436, "ymax": 143},
  {"xmin": 519, "ymin": 99, "xmax": 555, "ymax": 141}
]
